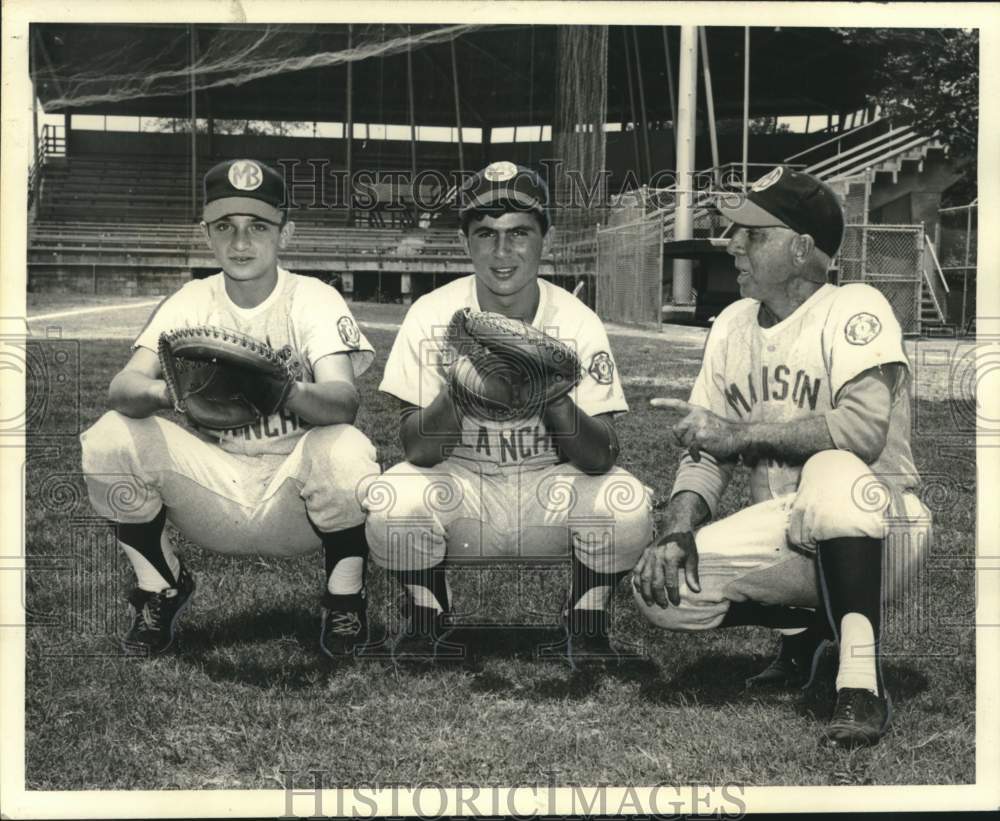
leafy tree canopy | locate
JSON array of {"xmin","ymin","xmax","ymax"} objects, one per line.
[{"xmin": 836, "ymin": 28, "xmax": 978, "ymax": 201}]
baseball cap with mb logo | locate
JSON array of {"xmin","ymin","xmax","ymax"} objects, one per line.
[
  {"xmin": 716, "ymin": 166, "xmax": 845, "ymax": 258},
  {"xmin": 203, "ymin": 159, "xmax": 288, "ymax": 223},
  {"xmin": 459, "ymin": 161, "xmax": 551, "ymax": 228}
]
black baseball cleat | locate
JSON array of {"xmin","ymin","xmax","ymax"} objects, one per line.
[
  {"xmin": 825, "ymin": 687, "xmax": 892, "ymax": 747},
  {"xmin": 745, "ymin": 621, "xmax": 834, "ymax": 690},
  {"xmin": 122, "ymin": 565, "xmax": 195, "ymax": 656},
  {"xmin": 537, "ymin": 608, "xmax": 623, "ymax": 669},
  {"xmin": 319, "ymin": 591, "xmax": 368, "ymax": 659},
  {"xmin": 390, "ymin": 598, "xmax": 464, "ymax": 661}
]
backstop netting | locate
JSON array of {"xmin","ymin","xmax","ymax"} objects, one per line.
[
  {"xmin": 549, "ymin": 26, "xmax": 609, "ymax": 290},
  {"xmin": 596, "ymin": 200, "xmax": 664, "ymax": 329}
]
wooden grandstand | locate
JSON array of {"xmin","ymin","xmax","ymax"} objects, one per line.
[
  {"xmin": 26, "ymin": 24, "xmax": 971, "ymax": 330},
  {"xmin": 26, "ymin": 140, "xmax": 539, "ymax": 298}
]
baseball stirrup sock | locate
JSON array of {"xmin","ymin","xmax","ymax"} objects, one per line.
[
  {"xmin": 323, "ymin": 524, "xmax": 368, "ymax": 596},
  {"xmin": 395, "ymin": 567, "xmax": 450, "ymax": 614},
  {"xmin": 818, "ymin": 536, "xmax": 883, "ymax": 696},
  {"xmin": 718, "ymin": 601, "xmax": 819, "ymax": 629},
  {"xmin": 570, "ymin": 555, "xmax": 628, "ymax": 611},
  {"xmin": 117, "ymin": 507, "xmax": 180, "ymax": 592}
]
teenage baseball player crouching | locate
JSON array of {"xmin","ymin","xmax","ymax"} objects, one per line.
[
  {"xmin": 80, "ymin": 159, "xmax": 380, "ymax": 658},
  {"xmin": 633, "ymin": 167, "xmax": 931, "ymax": 747},
  {"xmin": 365, "ymin": 162, "xmax": 654, "ymax": 662}
]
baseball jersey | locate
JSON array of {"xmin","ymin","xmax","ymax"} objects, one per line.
[
  {"xmin": 135, "ymin": 267, "xmax": 375, "ymax": 456},
  {"xmin": 675, "ymin": 282, "xmax": 919, "ymax": 507},
  {"xmin": 379, "ymin": 276, "xmax": 628, "ymax": 471}
]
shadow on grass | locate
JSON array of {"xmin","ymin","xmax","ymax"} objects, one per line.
[
  {"xmin": 639, "ymin": 652, "xmax": 763, "ymax": 707},
  {"xmin": 175, "ymin": 606, "xmax": 391, "ymax": 688},
  {"xmin": 794, "ymin": 658, "xmax": 932, "ymax": 726}
]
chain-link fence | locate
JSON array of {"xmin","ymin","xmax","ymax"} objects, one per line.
[
  {"xmin": 596, "ymin": 212, "xmax": 663, "ymax": 328},
  {"xmin": 832, "ymin": 170, "xmax": 872, "ymax": 225},
  {"xmin": 937, "ymin": 202, "xmax": 977, "ymax": 332},
  {"xmin": 836, "ymin": 224, "xmax": 924, "ymax": 334}
]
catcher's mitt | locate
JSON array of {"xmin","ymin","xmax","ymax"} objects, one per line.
[
  {"xmin": 159, "ymin": 325, "xmax": 302, "ymax": 430},
  {"xmin": 444, "ymin": 308, "xmax": 581, "ymax": 421}
]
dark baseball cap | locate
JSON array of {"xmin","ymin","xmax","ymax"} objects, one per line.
[
  {"xmin": 203, "ymin": 159, "xmax": 287, "ymax": 223},
  {"xmin": 716, "ymin": 166, "xmax": 845, "ymax": 258},
  {"xmin": 459, "ymin": 161, "xmax": 550, "ymax": 222}
]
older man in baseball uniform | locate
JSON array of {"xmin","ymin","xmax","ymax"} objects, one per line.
[
  {"xmin": 365, "ymin": 162, "xmax": 654, "ymax": 663},
  {"xmin": 633, "ymin": 167, "xmax": 931, "ymax": 747},
  {"xmin": 80, "ymin": 159, "xmax": 380, "ymax": 659}
]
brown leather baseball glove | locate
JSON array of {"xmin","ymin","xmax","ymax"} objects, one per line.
[
  {"xmin": 444, "ymin": 308, "xmax": 582, "ymax": 421},
  {"xmin": 158, "ymin": 325, "xmax": 302, "ymax": 430}
]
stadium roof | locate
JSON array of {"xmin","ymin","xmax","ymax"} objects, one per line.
[{"xmin": 31, "ymin": 24, "xmax": 880, "ymax": 125}]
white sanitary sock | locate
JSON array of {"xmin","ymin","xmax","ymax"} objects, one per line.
[
  {"xmin": 121, "ymin": 531, "xmax": 181, "ymax": 593},
  {"xmin": 835, "ymin": 612, "xmax": 879, "ymax": 695},
  {"xmin": 327, "ymin": 556, "xmax": 364, "ymax": 595},
  {"xmin": 573, "ymin": 585, "xmax": 610, "ymax": 611}
]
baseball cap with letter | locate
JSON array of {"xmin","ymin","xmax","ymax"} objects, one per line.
[
  {"xmin": 716, "ymin": 166, "xmax": 845, "ymax": 258},
  {"xmin": 459, "ymin": 161, "xmax": 550, "ymax": 226},
  {"xmin": 203, "ymin": 159, "xmax": 287, "ymax": 224}
]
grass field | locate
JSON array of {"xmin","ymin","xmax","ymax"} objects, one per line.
[{"xmin": 23, "ymin": 301, "xmax": 977, "ymax": 789}]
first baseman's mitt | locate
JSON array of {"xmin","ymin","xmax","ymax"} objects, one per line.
[
  {"xmin": 158, "ymin": 325, "xmax": 302, "ymax": 430},
  {"xmin": 444, "ymin": 308, "xmax": 582, "ymax": 421}
]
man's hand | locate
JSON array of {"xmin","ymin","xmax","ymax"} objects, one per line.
[
  {"xmin": 650, "ymin": 398, "xmax": 747, "ymax": 462},
  {"xmin": 631, "ymin": 530, "xmax": 700, "ymax": 608}
]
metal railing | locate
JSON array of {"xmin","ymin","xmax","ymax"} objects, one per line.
[
  {"xmin": 805, "ymin": 125, "xmax": 914, "ymax": 177},
  {"xmin": 785, "ymin": 117, "xmax": 889, "ymax": 167},
  {"xmin": 27, "ymin": 124, "xmax": 67, "ymax": 209},
  {"xmin": 921, "ymin": 239, "xmax": 949, "ymax": 325}
]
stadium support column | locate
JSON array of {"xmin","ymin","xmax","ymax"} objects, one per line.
[
  {"xmin": 189, "ymin": 24, "xmax": 198, "ymax": 223},
  {"xmin": 623, "ymin": 29, "xmax": 642, "ymax": 182},
  {"xmin": 742, "ymin": 27, "xmax": 750, "ymax": 191},
  {"xmin": 450, "ymin": 37, "xmax": 464, "ymax": 172},
  {"xmin": 346, "ymin": 25, "xmax": 354, "ymax": 227},
  {"xmin": 661, "ymin": 27, "xmax": 678, "ymax": 159},
  {"xmin": 631, "ymin": 28, "xmax": 652, "ymax": 184},
  {"xmin": 32, "ymin": 86, "xmax": 39, "ymax": 168},
  {"xmin": 672, "ymin": 25, "xmax": 697, "ymax": 306},
  {"xmin": 699, "ymin": 27, "xmax": 720, "ymax": 188},
  {"xmin": 406, "ymin": 27, "xmax": 418, "ymax": 224}
]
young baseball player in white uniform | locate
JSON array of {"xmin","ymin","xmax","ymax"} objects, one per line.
[
  {"xmin": 632, "ymin": 167, "xmax": 931, "ymax": 747},
  {"xmin": 365, "ymin": 162, "xmax": 654, "ymax": 662},
  {"xmin": 80, "ymin": 159, "xmax": 380, "ymax": 659}
]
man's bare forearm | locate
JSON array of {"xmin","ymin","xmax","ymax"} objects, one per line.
[
  {"xmin": 740, "ymin": 414, "xmax": 835, "ymax": 463},
  {"xmin": 400, "ymin": 391, "xmax": 463, "ymax": 467},
  {"xmin": 661, "ymin": 489, "xmax": 712, "ymax": 534}
]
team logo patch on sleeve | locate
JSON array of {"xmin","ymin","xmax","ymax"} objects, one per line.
[
  {"xmin": 337, "ymin": 316, "xmax": 361, "ymax": 349},
  {"xmin": 588, "ymin": 351, "xmax": 615, "ymax": 384},
  {"xmin": 844, "ymin": 312, "xmax": 882, "ymax": 345}
]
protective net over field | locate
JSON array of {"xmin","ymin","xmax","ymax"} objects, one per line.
[
  {"xmin": 549, "ymin": 26, "xmax": 609, "ymax": 282},
  {"xmin": 596, "ymin": 197, "xmax": 663, "ymax": 329},
  {"xmin": 550, "ymin": 27, "xmax": 608, "ymax": 232},
  {"xmin": 33, "ymin": 24, "xmax": 481, "ymax": 110}
]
